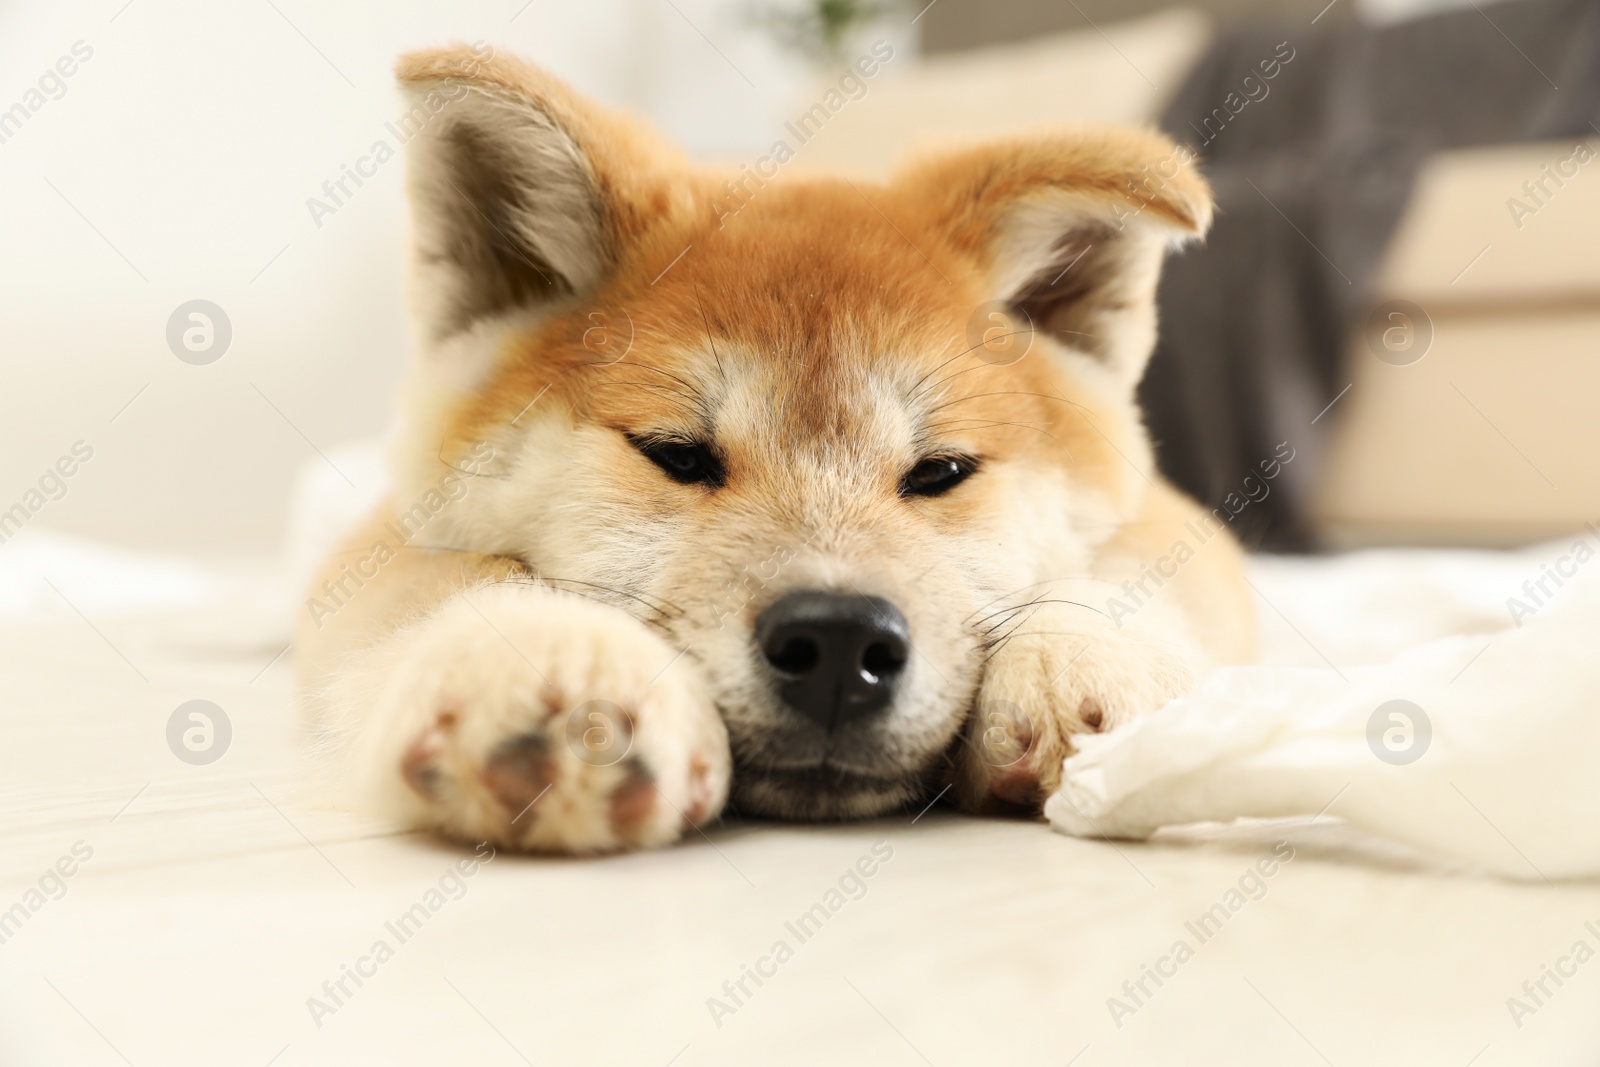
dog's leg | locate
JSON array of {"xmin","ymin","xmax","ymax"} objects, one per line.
[
  {"xmin": 954, "ymin": 481, "xmax": 1254, "ymax": 814},
  {"xmin": 299, "ymin": 512, "xmax": 730, "ymax": 853},
  {"xmin": 952, "ymin": 603, "xmax": 1204, "ymax": 815}
]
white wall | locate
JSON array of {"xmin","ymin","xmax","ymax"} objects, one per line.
[{"xmin": 0, "ymin": 0, "xmax": 874, "ymax": 557}]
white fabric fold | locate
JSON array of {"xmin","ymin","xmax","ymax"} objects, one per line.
[{"xmin": 1047, "ymin": 542, "xmax": 1600, "ymax": 881}]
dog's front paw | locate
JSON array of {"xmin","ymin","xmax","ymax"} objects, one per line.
[
  {"xmin": 355, "ymin": 584, "xmax": 730, "ymax": 853},
  {"xmin": 954, "ymin": 620, "xmax": 1200, "ymax": 814}
]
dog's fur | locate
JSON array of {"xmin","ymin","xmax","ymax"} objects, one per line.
[{"xmin": 297, "ymin": 44, "xmax": 1256, "ymax": 853}]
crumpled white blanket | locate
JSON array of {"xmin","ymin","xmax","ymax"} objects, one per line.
[{"xmin": 1046, "ymin": 534, "xmax": 1600, "ymax": 881}]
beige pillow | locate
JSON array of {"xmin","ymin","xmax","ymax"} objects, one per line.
[{"xmin": 786, "ymin": 8, "xmax": 1213, "ymax": 178}]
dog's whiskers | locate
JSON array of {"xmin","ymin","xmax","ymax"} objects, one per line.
[
  {"xmin": 915, "ymin": 358, "xmax": 1020, "ymax": 405},
  {"xmin": 481, "ymin": 566, "xmax": 684, "ymax": 625},
  {"xmin": 906, "ymin": 334, "xmax": 1000, "ymax": 400},
  {"xmin": 965, "ymin": 574, "xmax": 1101, "ymax": 621},
  {"xmin": 694, "ymin": 285, "xmax": 729, "ymax": 386},
  {"xmin": 923, "ymin": 417, "xmax": 1056, "ymax": 441},
  {"xmin": 970, "ymin": 595, "xmax": 1052, "ymax": 630},
  {"xmin": 979, "ymin": 628, "xmax": 1092, "ymax": 664},
  {"xmin": 907, "ymin": 329, "xmax": 1035, "ymax": 404},
  {"xmin": 433, "ymin": 439, "xmax": 512, "ymax": 480},
  {"xmin": 925, "ymin": 390, "xmax": 1089, "ymax": 416},
  {"xmin": 534, "ymin": 575, "xmax": 684, "ymax": 618},
  {"xmin": 587, "ymin": 358, "xmax": 714, "ymax": 422},
  {"xmin": 593, "ymin": 359, "xmax": 703, "ymax": 396},
  {"xmin": 965, "ymin": 588, "xmax": 1106, "ymax": 628},
  {"xmin": 588, "ymin": 378, "xmax": 707, "ymax": 413}
]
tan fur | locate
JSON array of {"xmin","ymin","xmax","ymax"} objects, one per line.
[{"xmin": 298, "ymin": 44, "xmax": 1255, "ymax": 852}]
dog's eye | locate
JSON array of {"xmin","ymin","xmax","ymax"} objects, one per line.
[
  {"xmin": 630, "ymin": 436, "xmax": 725, "ymax": 488},
  {"xmin": 901, "ymin": 454, "xmax": 977, "ymax": 497}
]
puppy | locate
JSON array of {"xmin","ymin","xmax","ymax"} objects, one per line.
[{"xmin": 297, "ymin": 43, "xmax": 1256, "ymax": 853}]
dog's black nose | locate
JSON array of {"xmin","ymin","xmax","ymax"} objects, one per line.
[{"xmin": 756, "ymin": 591, "xmax": 910, "ymax": 730}]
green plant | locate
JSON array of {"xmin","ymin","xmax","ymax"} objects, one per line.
[{"xmin": 750, "ymin": 0, "xmax": 903, "ymax": 64}]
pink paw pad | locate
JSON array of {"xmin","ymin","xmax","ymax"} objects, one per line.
[
  {"xmin": 990, "ymin": 769, "xmax": 1041, "ymax": 807},
  {"xmin": 608, "ymin": 761, "xmax": 657, "ymax": 836},
  {"xmin": 681, "ymin": 752, "xmax": 713, "ymax": 829},
  {"xmin": 400, "ymin": 710, "xmax": 457, "ymax": 800},
  {"xmin": 1078, "ymin": 698, "xmax": 1105, "ymax": 732}
]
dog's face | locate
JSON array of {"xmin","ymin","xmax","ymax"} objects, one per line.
[{"xmin": 389, "ymin": 46, "xmax": 1210, "ymax": 819}]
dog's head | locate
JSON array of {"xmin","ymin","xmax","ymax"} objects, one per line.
[{"xmin": 390, "ymin": 44, "xmax": 1210, "ymax": 820}]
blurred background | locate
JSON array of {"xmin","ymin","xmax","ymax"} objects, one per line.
[{"xmin": 2, "ymin": 0, "xmax": 1597, "ymax": 569}]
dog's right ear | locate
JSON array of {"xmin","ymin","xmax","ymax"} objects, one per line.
[{"xmin": 396, "ymin": 45, "xmax": 679, "ymax": 344}]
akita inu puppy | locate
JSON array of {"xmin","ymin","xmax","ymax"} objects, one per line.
[{"xmin": 298, "ymin": 44, "xmax": 1255, "ymax": 854}]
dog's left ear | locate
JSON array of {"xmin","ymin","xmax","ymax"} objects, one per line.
[
  {"xmin": 395, "ymin": 44, "xmax": 680, "ymax": 345},
  {"xmin": 897, "ymin": 129, "xmax": 1211, "ymax": 389}
]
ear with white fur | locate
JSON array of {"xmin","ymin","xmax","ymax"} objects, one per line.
[
  {"xmin": 395, "ymin": 44, "xmax": 678, "ymax": 344},
  {"xmin": 898, "ymin": 129, "xmax": 1212, "ymax": 388}
]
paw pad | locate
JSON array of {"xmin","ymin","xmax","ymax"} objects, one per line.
[
  {"xmin": 682, "ymin": 752, "xmax": 713, "ymax": 829},
  {"xmin": 1077, "ymin": 698, "xmax": 1105, "ymax": 732},
  {"xmin": 400, "ymin": 709, "xmax": 458, "ymax": 800},
  {"xmin": 607, "ymin": 760, "xmax": 657, "ymax": 835},
  {"xmin": 482, "ymin": 733, "xmax": 559, "ymax": 816},
  {"xmin": 990, "ymin": 769, "xmax": 1041, "ymax": 807}
]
